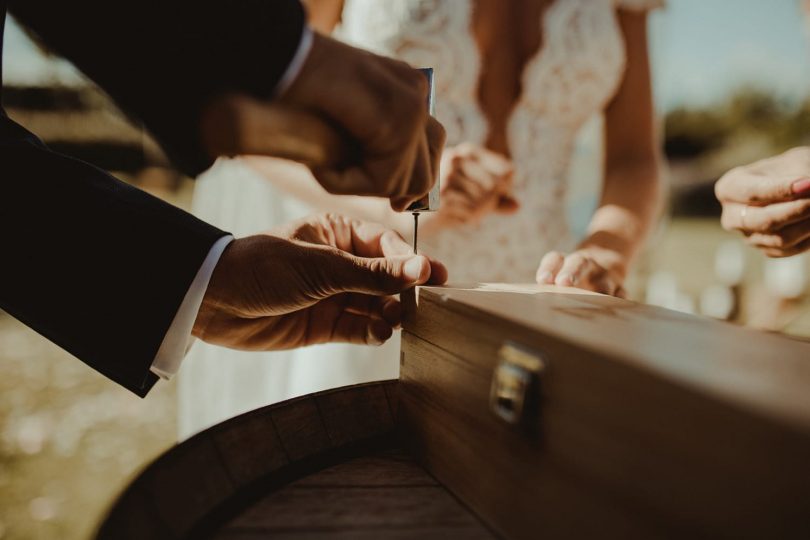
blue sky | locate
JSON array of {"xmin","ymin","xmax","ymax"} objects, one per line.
[
  {"xmin": 3, "ymin": 1, "xmax": 810, "ymax": 112},
  {"xmin": 649, "ymin": 0, "xmax": 810, "ymax": 111}
]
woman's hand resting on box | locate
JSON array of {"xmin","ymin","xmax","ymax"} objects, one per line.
[{"xmin": 536, "ymin": 247, "xmax": 628, "ymax": 298}]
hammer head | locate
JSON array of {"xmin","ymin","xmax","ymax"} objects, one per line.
[{"xmin": 407, "ymin": 67, "xmax": 440, "ymax": 213}]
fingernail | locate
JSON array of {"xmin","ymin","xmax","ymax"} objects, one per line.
[
  {"xmin": 404, "ymin": 256, "xmax": 427, "ymax": 282},
  {"xmin": 792, "ymin": 178, "xmax": 810, "ymax": 195},
  {"xmin": 537, "ymin": 271, "xmax": 553, "ymax": 283},
  {"xmin": 557, "ymin": 274, "xmax": 574, "ymax": 286}
]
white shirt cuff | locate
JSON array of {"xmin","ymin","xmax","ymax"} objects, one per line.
[
  {"xmin": 274, "ymin": 25, "xmax": 314, "ymax": 97},
  {"xmin": 150, "ymin": 235, "xmax": 234, "ymax": 380}
]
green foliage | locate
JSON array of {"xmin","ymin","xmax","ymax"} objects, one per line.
[{"xmin": 664, "ymin": 88, "xmax": 810, "ymax": 160}]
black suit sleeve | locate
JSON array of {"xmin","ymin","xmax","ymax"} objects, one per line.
[
  {"xmin": 0, "ymin": 1, "xmax": 306, "ymax": 395},
  {"xmin": 0, "ymin": 1, "xmax": 307, "ymax": 395},
  {"xmin": 0, "ymin": 118, "xmax": 228, "ymax": 396},
  {"xmin": 9, "ymin": 0, "xmax": 306, "ymax": 176}
]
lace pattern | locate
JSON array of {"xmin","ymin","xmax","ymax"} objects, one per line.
[
  {"xmin": 177, "ymin": 0, "xmax": 663, "ymax": 440},
  {"xmin": 339, "ymin": 0, "xmax": 643, "ymax": 281}
]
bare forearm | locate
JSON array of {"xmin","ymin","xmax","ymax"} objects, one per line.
[
  {"xmin": 584, "ymin": 8, "xmax": 660, "ymax": 276},
  {"xmin": 242, "ymin": 156, "xmax": 414, "ymax": 236},
  {"xmin": 579, "ymin": 160, "xmax": 661, "ymax": 275}
]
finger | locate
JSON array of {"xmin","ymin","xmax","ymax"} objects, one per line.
[
  {"xmin": 297, "ymin": 295, "xmax": 396, "ymax": 346},
  {"xmin": 338, "ymin": 294, "xmax": 403, "ymax": 326},
  {"xmin": 459, "ymin": 158, "xmax": 497, "ymax": 193},
  {"xmin": 332, "ymin": 252, "xmax": 432, "ymax": 296},
  {"xmin": 761, "ymin": 236, "xmax": 810, "ymax": 258},
  {"xmin": 425, "ymin": 256, "xmax": 449, "ymax": 285},
  {"xmin": 536, "ymin": 251, "xmax": 565, "ymax": 284},
  {"xmin": 379, "ymin": 228, "xmax": 415, "ymax": 257},
  {"xmin": 344, "ymin": 218, "xmax": 412, "ymax": 257},
  {"xmin": 555, "ymin": 254, "xmax": 592, "ymax": 287},
  {"xmin": 715, "ymin": 169, "xmax": 809, "ymax": 205},
  {"xmin": 441, "ymin": 190, "xmax": 478, "ymax": 218},
  {"xmin": 472, "ymin": 146, "xmax": 514, "ymax": 177},
  {"xmin": 496, "ymin": 168, "xmax": 516, "ymax": 197},
  {"xmin": 450, "ymin": 172, "xmax": 489, "ymax": 202},
  {"xmin": 469, "ymin": 147, "xmax": 515, "ymax": 202},
  {"xmin": 353, "ymin": 220, "xmax": 450, "ymax": 285},
  {"xmin": 745, "ymin": 217, "xmax": 810, "ymax": 250},
  {"xmin": 381, "ymin": 297, "xmax": 404, "ymax": 327},
  {"xmin": 331, "ymin": 311, "xmax": 394, "ymax": 346},
  {"xmin": 721, "ymin": 199, "xmax": 810, "ymax": 233},
  {"xmin": 592, "ymin": 275, "xmax": 622, "ymax": 296}
]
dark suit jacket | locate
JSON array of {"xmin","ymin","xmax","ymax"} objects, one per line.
[{"xmin": 0, "ymin": 0, "xmax": 306, "ymax": 396}]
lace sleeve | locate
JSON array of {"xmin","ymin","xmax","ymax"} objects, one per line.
[{"xmin": 614, "ymin": 0, "xmax": 665, "ymax": 11}]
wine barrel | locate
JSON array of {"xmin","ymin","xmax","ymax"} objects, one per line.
[{"xmin": 96, "ymin": 381, "xmax": 494, "ymax": 540}]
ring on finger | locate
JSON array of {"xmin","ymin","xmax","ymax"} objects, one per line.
[{"xmin": 740, "ymin": 204, "xmax": 749, "ymax": 230}]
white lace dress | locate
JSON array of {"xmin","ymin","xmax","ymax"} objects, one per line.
[{"xmin": 177, "ymin": 0, "xmax": 663, "ymax": 439}]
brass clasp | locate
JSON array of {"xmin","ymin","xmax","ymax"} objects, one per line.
[{"xmin": 489, "ymin": 342, "xmax": 545, "ymax": 424}]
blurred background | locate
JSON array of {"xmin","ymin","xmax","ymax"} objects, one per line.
[{"xmin": 1, "ymin": 1, "xmax": 809, "ymax": 538}]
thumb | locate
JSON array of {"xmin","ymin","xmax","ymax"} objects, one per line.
[{"xmin": 331, "ymin": 253, "xmax": 432, "ymax": 296}]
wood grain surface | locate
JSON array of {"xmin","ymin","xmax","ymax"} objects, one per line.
[
  {"xmin": 412, "ymin": 284, "xmax": 810, "ymax": 430},
  {"xmin": 97, "ymin": 382, "xmax": 410, "ymax": 540},
  {"xmin": 400, "ymin": 284, "xmax": 810, "ymax": 539},
  {"xmin": 216, "ymin": 448, "xmax": 494, "ymax": 540}
]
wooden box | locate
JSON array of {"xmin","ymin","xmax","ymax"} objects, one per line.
[{"xmin": 399, "ymin": 284, "xmax": 810, "ymax": 539}]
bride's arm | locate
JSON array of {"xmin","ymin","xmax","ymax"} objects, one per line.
[
  {"xmin": 584, "ymin": 9, "xmax": 662, "ymax": 270},
  {"xmin": 536, "ymin": 8, "xmax": 662, "ymax": 296}
]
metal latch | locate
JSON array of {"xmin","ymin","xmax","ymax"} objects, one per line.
[{"xmin": 489, "ymin": 342, "xmax": 546, "ymax": 424}]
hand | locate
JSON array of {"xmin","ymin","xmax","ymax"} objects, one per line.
[
  {"xmin": 194, "ymin": 214, "xmax": 448, "ymax": 350},
  {"xmin": 716, "ymin": 147, "xmax": 810, "ymax": 257},
  {"xmin": 200, "ymin": 33, "xmax": 446, "ymax": 212},
  {"xmin": 536, "ymin": 248, "xmax": 627, "ymax": 297},
  {"xmin": 436, "ymin": 143, "xmax": 518, "ymax": 227},
  {"xmin": 283, "ymin": 34, "xmax": 446, "ymax": 210}
]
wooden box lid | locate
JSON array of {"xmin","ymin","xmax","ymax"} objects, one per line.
[{"xmin": 408, "ymin": 283, "xmax": 810, "ymax": 429}]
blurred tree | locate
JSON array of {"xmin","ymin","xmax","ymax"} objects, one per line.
[
  {"xmin": 664, "ymin": 87, "xmax": 810, "ymax": 161},
  {"xmin": 664, "ymin": 107, "xmax": 732, "ymax": 159},
  {"xmin": 665, "ymin": 87, "xmax": 810, "ymax": 217}
]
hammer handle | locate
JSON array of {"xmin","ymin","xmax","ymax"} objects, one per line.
[{"xmin": 201, "ymin": 94, "xmax": 351, "ymax": 168}]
